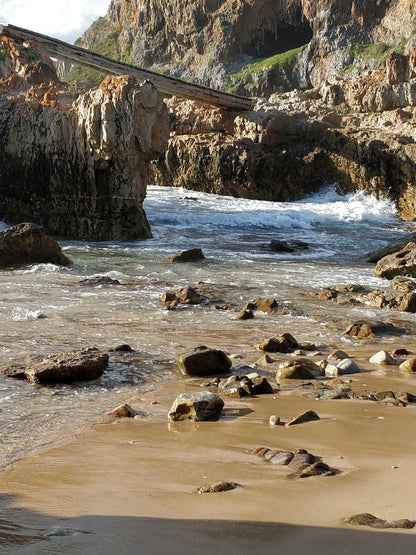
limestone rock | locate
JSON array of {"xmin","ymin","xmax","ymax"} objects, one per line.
[
  {"xmin": 325, "ymin": 358, "xmax": 360, "ymax": 377},
  {"xmin": 285, "ymin": 410, "xmax": 320, "ymax": 427},
  {"xmin": 0, "ymin": 223, "xmax": 71, "ymax": 267},
  {"xmin": 168, "ymin": 392, "xmax": 224, "ymax": 421},
  {"xmin": 375, "ymin": 242, "xmax": 416, "ymax": 279},
  {"xmin": 177, "ymin": 348, "xmax": 232, "ymax": 376},
  {"xmin": 197, "ymin": 481, "xmax": 240, "ymax": 494},
  {"xmin": 165, "ymin": 248, "xmax": 205, "ymax": 263},
  {"xmin": 0, "ymin": 347, "xmax": 109, "ymax": 384}
]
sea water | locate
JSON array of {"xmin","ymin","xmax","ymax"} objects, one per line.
[{"xmin": 0, "ymin": 185, "xmax": 414, "ymax": 467}]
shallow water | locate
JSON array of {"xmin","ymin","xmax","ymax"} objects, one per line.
[{"xmin": 0, "ymin": 185, "xmax": 415, "ymax": 467}]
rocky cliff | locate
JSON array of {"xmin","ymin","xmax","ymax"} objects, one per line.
[
  {"xmin": 0, "ymin": 36, "xmax": 169, "ymax": 241},
  {"xmin": 74, "ymin": 0, "xmax": 416, "ymax": 96}
]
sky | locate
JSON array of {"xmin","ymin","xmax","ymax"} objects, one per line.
[{"xmin": 1, "ymin": 0, "xmax": 111, "ymax": 43}]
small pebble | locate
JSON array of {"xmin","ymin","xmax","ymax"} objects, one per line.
[{"xmin": 269, "ymin": 415, "xmax": 280, "ymax": 426}]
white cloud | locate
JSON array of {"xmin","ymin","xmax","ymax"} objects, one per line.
[{"xmin": 1, "ymin": 0, "xmax": 111, "ymax": 43}]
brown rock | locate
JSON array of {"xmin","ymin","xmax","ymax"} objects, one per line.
[
  {"xmin": 250, "ymin": 298, "xmax": 279, "ymax": 313},
  {"xmin": 277, "ymin": 364, "xmax": 315, "ymax": 381},
  {"xmin": 177, "ymin": 348, "xmax": 232, "ymax": 376},
  {"xmin": 197, "ymin": 481, "xmax": 240, "ymax": 494},
  {"xmin": 344, "ymin": 513, "xmax": 415, "ymax": 529},
  {"xmin": 375, "ymin": 242, "xmax": 416, "ymax": 279},
  {"xmin": 293, "ymin": 461, "xmax": 336, "ymax": 478},
  {"xmin": 256, "ymin": 333, "xmax": 298, "ymax": 353},
  {"xmin": 165, "ymin": 248, "xmax": 205, "ymax": 263},
  {"xmin": 236, "ymin": 308, "xmax": 254, "ymax": 320},
  {"xmin": 0, "ymin": 223, "xmax": 71, "ymax": 267},
  {"xmin": 399, "ymin": 357, "xmax": 416, "ymax": 373},
  {"xmin": 288, "ymin": 449, "xmax": 316, "ymax": 471},
  {"xmin": 0, "ymin": 347, "xmax": 109, "ymax": 384},
  {"xmin": 343, "ymin": 321, "xmax": 403, "ymax": 339},
  {"xmin": 285, "ymin": 410, "xmax": 320, "ymax": 427}
]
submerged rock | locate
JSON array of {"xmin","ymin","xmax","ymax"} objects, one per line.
[
  {"xmin": 79, "ymin": 276, "xmax": 121, "ymax": 287},
  {"xmin": 0, "ymin": 223, "xmax": 71, "ymax": 267},
  {"xmin": 106, "ymin": 404, "xmax": 136, "ymax": 418},
  {"xmin": 177, "ymin": 348, "xmax": 232, "ymax": 376},
  {"xmin": 168, "ymin": 391, "xmax": 224, "ymax": 421},
  {"xmin": 256, "ymin": 333, "xmax": 298, "ymax": 353},
  {"xmin": 165, "ymin": 248, "xmax": 205, "ymax": 263},
  {"xmin": 0, "ymin": 347, "xmax": 108, "ymax": 384},
  {"xmin": 252, "ymin": 446, "xmax": 336, "ymax": 478}
]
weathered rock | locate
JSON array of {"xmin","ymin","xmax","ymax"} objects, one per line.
[
  {"xmin": 268, "ymin": 239, "xmax": 309, "ymax": 253},
  {"xmin": 247, "ymin": 298, "xmax": 279, "ymax": 314},
  {"xmin": 161, "ymin": 286, "xmax": 207, "ymax": 309},
  {"xmin": 399, "ymin": 357, "xmax": 416, "ymax": 373},
  {"xmin": 287, "ymin": 449, "xmax": 316, "ymax": 472},
  {"xmin": 375, "ymin": 242, "xmax": 416, "ymax": 279},
  {"xmin": 0, "ymin": 223, "xmax": 71, "ymax": 267},
  {"xmin": 344, "ymin": 513, "xmax": 415, "ymax": 529},
  {"xmin": 390, "ymin": 276, "xmax": 416, "ymax": 293},
  {"xmin": 0, "ymin": 47, "xmax": 168, "ymax": 240},
  {"xmin": 256, "ymin": 333, "xmax": 298, "ymax": 353},
  {"xmin": 255, "ymin": 354, "xmax": 274, "ymax": 366},
  {"xmin": 165, "ymin": 248, "xmax": 205, "ymax": 263},
  {"xmin": 270, "ymin": 451, "xmax": 295, "ymax": 465},
  {"xmin": 251, "ymin": 376, "xmax": 274, "ymax": 395},
  {"xmin": 369, "ymin": 350, "xmax": 397, "ymax": 365},
  {"xmin": 79, "ymin": 276, "xmax": 121, "ymax": 287},
  {"xmin": 343, "ymin": 321, "xmax": 403, "ymax": 339},
  {"xmin": 106, "ymin": 404, "xmax": 136, "ymax": 418},
  {"xmin": 292, "ymin": 461, "xmax": 336, "ymax": 479},
  {"xmin": 110, "ymin": 344, "xmax": 135, "ymax": 353},
  {"xmin": 177, "ymin": 348, "xmax": 232, "ymax": 376},
  {"xmin": 197, "ymin": 481, "xmax": 240, "ymax": 494},
  {"xmin": 0, "ymin": 347, "xmax": 109, "ymax": 384},
  {"xmin": 327, "ymin": 350, "xmax": 349, "ymax": 362},
  {"xmin": 285, "ymin": 410, "xmax": 320, "ymax": 427},
  {"xmin": 168, "ymin": 392, "xmax": 224, "ymax": 421}
]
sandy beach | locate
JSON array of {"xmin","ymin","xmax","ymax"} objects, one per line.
[{"xmin": 2, "ymin": 342, "xmax": 416, "ymax": 554}]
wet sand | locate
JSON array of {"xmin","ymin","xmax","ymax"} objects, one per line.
[{"xmin": 1, "ymin": 353, "xmax": 416, "ymax": 554}]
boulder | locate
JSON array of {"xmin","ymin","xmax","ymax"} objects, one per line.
[
  {"xmin": 236, "ymin": 308, "xmax": 254, "ymax": 320},
  {"xmin": 277, "ymin": 364, "xmax": 315, "ymax": 381},
  {"xmin": 390, "ymin": 276, "xmax": 416, "ymax": 293},
  {"xmin": 369, "ymin": 350, "xmax": 397, "ymax": 365},
  {"xmin": 399, "ymin": 357, "xmax": 416, "ymax": 373},
  {"xmin": 247, "ymin": 298, "xmax": 279, "ymax": 314},
  {"xmin": 256, "ymin": 333, "xmax": 298, "ymax": 353},
  {"xmin": 325, "ymin": 358, "xmax": 360, "ymax": 377},
  {"xmin": 0, "ymin": 223, "xmax": 71, "ymax": 267},
  {"xmin": 168, "ymin": 391, "xmax": 224, "ymax": 421},
  {"xmin": 0, "ymin": 347, "xmax": 108, "ymax": 384},
  {"xmin": 375, "ymin": 242, "xmax": 416, "ymax": 279},
  {"xmin": 285, "ymin": 410, "xmax": 320, "ymax": 427},
  {"xmin": 165, "ymin": 248, "xmax": 205, "ymax": 263},
  {"xmin": 177, "ymin": 348, "xmax": 232, "ymax": 376}
]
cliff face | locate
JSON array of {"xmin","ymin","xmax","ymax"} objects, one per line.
[
  {"xmin": 75, "ymin": 0, "xmax": 416, "ymax": 95},
  {"xmin": 0, "ymin": 37, "xmax": 169, "ymax": 241}
]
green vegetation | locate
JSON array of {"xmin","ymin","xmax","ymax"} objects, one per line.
[
  {"xmin": 63, "ymin": 66, "xmax": 106, "ymax": 89},
  {"xmin": 122, "ymin": 43, "xmax": 132, "ymax": 63},
  {"xmin": 25, "ymin": 48, "xmax": 40, "ymax": 62},
  {"xmin": 346, "ymin": 43, "xmax": 389, "ymax": 64},
  {"xmin": 225, "ymin": 45, "xmax": 305, "ymax": 94},
  {"xmin": 0, "ymin": 48, "xmax": 9, "ymax": 62}
]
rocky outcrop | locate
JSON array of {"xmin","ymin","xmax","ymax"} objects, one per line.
[
  {"xmin": 0, "ymin": 222, "xmax": 71, "ymax": 266},
  {"xmin": 75, "ymin": 0, "xmax": 416, "ymax": 96},
  {"xmin": 375, "ymin": 242, "xmax": 416, "ymax": 279},
  {"xmin": 0, "ymin": 36, "xmax": 169, "ymax": 241}
]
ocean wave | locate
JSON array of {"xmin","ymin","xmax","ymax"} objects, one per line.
[
  {"xmin": 145, "ymin": 186, "xmax": 398, "ymax": 231},
  {"xmin": 10, "ymin": 307, "xmax": 45, "ymax": 321}
]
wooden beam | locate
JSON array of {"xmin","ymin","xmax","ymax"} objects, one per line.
[{"xmin": 0, "ymin": 23, "xmax": 255, "ymax": 111}]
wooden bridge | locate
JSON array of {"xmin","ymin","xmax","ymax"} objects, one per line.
[{"xmin": 0, "ymin": 23, "xmax": 255, "ymax": 111}]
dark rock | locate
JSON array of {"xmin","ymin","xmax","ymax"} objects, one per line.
[
  {"xmin": 165, "ymin": 248, "xmax": 205, "ymax": 263},
  {"xmin": 270, "ymin": 451, "xmax": 295, "ymax": 465},
  {"xmin": 0, "ymin": 223, "xmax": 71, "ymax": 267},
  {"xmin": 268, "ymin": 240, "xmax": 295, "ymax": 253},
  {"xmin": 344, "ymin": 513, "xmax": 415, "ymax": 529},
  {"xmin": 256, "ymin": 333, "xmax": 298, "ymax": 353},
  {"xmin": 0, "ymin": 347, "xmax": 109, "ymax": 384},
  {"xmin": 168, "ymin": 391, "xmax": 224, "ymax": 421},
  {"xmin": 79, "ymin": 276, "xmax": 121, "ymax": 287},
  {"xmin": 177, "ymin": 348, "xmax": 232, "ymax": 376},
  {"xmin": 236, "ymin": 308, "xmax": 254, "ymax": 320},
  {"xmin": 197, "ymin": 481, "xmax": 240, "ymax": 494},
  {"xmin": 110, "ymin": 344, "xmax": 135, "ymax": 352},
  {"xmin": 375, "ymin": 242, "xmax": 416, "ymax": 279},
  {"xmin": 285, "ymin": 410, "xmax": 320, "ymax": 427},
  {"xmin": 251, "ymin": 376, "xmax": 274, "ymax": 395},
  {"xmin": 288, "ymin": 449, "xmax": 316, "ymax": 471},
  {"xmin": 106, "ymin": 404, "xmax": 136, "ymax": 417},
  {"xmin": 306, "ymin": 385, "xmax": 351, "ymax": 400},
  {"xmin": 393, "ymin": 348, "xmax": 410, "ymax": 357}
]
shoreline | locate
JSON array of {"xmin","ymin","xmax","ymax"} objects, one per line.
[{"xmin": 2, "ymin": 342, "xmax": 416, "ymax": 552}]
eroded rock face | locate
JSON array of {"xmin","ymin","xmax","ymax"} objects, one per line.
[{"xmin": 0, "ymin": 37, "xmax": 169, "ymax": 241}]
